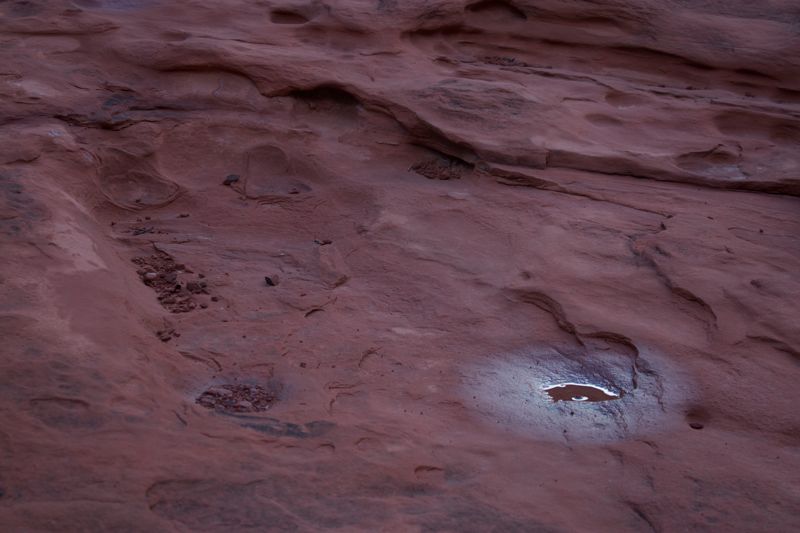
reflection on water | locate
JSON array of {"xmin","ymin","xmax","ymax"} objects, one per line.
[{"xmin": 543, "ymin": 383, "xmax": 622, "ymax": 403}]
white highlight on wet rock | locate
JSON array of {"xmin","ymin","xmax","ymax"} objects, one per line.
[{"xmin": 462, "ymin": 347, "xmax": 692, "ymax": 443}]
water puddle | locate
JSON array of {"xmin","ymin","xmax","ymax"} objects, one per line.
[
  {"xmin": 462, "ymin": 346, "xmax": 690, "ymax": 442},
  {"xmin": 543, "ymin": 383, "xmax": 622, "ymax": 403}
]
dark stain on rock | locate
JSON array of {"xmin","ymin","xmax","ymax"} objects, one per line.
[{"xmin": 235, "ymin": 417, "xmax": 335, "ymax": 438}]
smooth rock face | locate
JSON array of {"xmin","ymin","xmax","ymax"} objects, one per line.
[{"xmin": 1, "ymin": 1, "xmax": 799, "ymax": 531}]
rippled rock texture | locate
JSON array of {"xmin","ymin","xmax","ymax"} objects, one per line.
[{"xmin": 1, "ymin": 1, "xmax": 799, "ymax": 531}]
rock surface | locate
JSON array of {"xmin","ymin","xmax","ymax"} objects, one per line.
[{"xmin": 1, "ymin": 0, "xmax": 799, "ymax": 531}]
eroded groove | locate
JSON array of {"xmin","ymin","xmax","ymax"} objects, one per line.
[
  {"xmin": 582, "ymin": 331, "xmax": 642, "ymax": 390},
  {"xmin": 507, "ymin": 288, "xmax": 580, "ymax": 338},
  {"xmin": 628, "ymin": 501, "xmax": 660, "ymax": 533},
  {"xmin": 629, "ymin": 239, "xmax": 718, "ymax": 329},
  {"xmin": 466, "ymin": 0, "xmax": 527, "ymax": 20},
  {"xmin": 284, "ymin": 85, "xmax": 362, "ymax": 106},
  {"xmin": 745, "ymin": 336, "xmax": 800, "ymax": 363},
  {"xmin": 484, "ymin": 163, "xmax": 671, "ymax": 216}
]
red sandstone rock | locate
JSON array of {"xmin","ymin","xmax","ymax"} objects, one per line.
[{"xmin": 1, "ymin": 1, "xmax": 798, "ymax": 531}]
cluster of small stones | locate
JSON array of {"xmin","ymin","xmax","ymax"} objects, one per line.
[
  {"xmin": 196, "ymin": 384, "xmax": 276, "ymax": 413},
  {"xmin": 132, "ymin": 252, "xmax": 209, "ymax": 313}
]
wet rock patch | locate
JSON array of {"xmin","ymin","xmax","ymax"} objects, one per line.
[{"xmin": 463, "ymin": 346, "xmax": 691, "ymax": 442}]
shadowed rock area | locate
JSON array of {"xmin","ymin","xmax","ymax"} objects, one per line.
[{"xmin": 1, "ymin": 0, "xmax": 799, "ymax": 531}]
